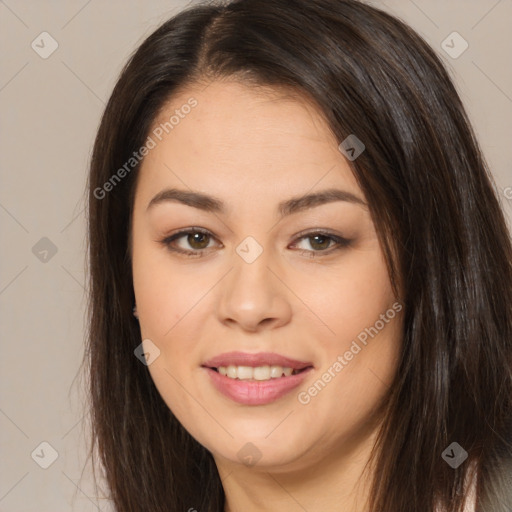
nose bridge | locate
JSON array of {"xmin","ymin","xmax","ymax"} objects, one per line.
[{"xmin": 215, "ymin": 235, "xmax": 292, "ymax": 330}]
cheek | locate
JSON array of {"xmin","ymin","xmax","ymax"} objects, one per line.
[
  {"xmin": 132, "ymin": 241, "xmax": 205, "ymax": 336},
  {"xmin": 132, "ymin": 248, "xmax": 207, "ymax": 418},
  {"xmin": 299, "ymin": 253, "xmax": 402, "ymax": 436},
  {"xmin": 299, "ymin": 248, "xmax": 397, "ymax": 345}
]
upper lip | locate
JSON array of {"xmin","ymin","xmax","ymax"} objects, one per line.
[{"xmin": 202, "ymin": 351, "xmax": 313, "ymax": 370}]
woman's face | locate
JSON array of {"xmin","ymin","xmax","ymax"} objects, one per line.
[{"xmin": 131, "ymin": 79, "xmax": 403, "ymax": 472}]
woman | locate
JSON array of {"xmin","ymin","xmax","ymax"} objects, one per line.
[{"xmin": 84, "ymin": 0, "xmax": 512, "ymax": 510}]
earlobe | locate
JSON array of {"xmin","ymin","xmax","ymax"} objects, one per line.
[{"xmin": 133, "ymin": 304, "xmax": 139, "ymax": 319}]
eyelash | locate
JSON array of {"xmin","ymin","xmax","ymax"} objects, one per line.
[{"xmin": 159, "ymin": 227, "xmax": 352, "ymax": 259}]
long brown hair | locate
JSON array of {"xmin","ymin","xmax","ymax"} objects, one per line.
[{"xmin": 83, "ymin": 0, "xmax": 512, "ymax": 510}]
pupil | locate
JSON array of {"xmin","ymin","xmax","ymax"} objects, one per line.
[
  {"xmin": 189, "ymin": 232, "xmax": 209, "ymax": 249},
  {"xmin": 310, "ymin": 235, "xmax": 329, "ymax": 250}
]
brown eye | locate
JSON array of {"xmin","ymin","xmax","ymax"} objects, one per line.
[
  {"xmin": 307, "ymin": 234, "xmax": 333, "ymax": 251},
  {"xmin": 291, "ymin": 231, "xmax": 352, "ymax": 257},
  {"xmin": 160, "ymin": 228, "xmax": 219, "ymax": 257},
  {"xmin": 186, "ymin": 232, "xmax": 211, "ymax": 250}
]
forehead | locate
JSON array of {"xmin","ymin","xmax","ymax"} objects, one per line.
[{"xmin": 136, "ymin": 80, "xmax": 362, "ymax": 206}]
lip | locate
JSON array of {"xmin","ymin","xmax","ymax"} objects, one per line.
[
  {"xmin": 202, "ymin": 351, "xmax": 313, "ymax": 370},
  {"xmin": 203, "ymin": 366, "xmax": 314, "ymax": 405}
]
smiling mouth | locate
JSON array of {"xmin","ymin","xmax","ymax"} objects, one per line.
[
  {"xmin": 203, "ymin": 364, "xmax": 314, "ymax": 405},
  {"xmin": 209, "ymin": 365, "xmax": 312, "ymax": 381}
]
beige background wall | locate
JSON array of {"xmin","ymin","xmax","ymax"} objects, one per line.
[{"xmin": 0, "ymin": 1, "xmax": 511, "ymax": 510}]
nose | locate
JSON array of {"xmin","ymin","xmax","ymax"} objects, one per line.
[{"xmin": 215, "ymin": 246, "xmax": 292, "ymax": 332}]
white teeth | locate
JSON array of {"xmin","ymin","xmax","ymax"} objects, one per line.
[
  {"xmin": 237, "ymin": 366, "xmax": 253, "ymax": 380},
  {"xmin": 253, "ymin": 366, "xmax": 270, "ymax": 380},
  {"xmin": 217, "ymin": 365, "xmax": 298, "ymax": 380},
  {"xmin": 270, "ymin": 366, "xmax": 283, "ymax": 378}
]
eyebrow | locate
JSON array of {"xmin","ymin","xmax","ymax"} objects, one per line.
[{"xmin": 146, "ymin": 187, "xmax": 367, "ymax": 217}]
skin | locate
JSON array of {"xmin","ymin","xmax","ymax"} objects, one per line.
[{"xmin": 131, "ymin": 79, "xmax": 404, "ymax": 512}]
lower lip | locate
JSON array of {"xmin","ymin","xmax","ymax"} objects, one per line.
[{"xmin": 203, "ymin": 367, "xmax": 313, "ymax": 405}]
